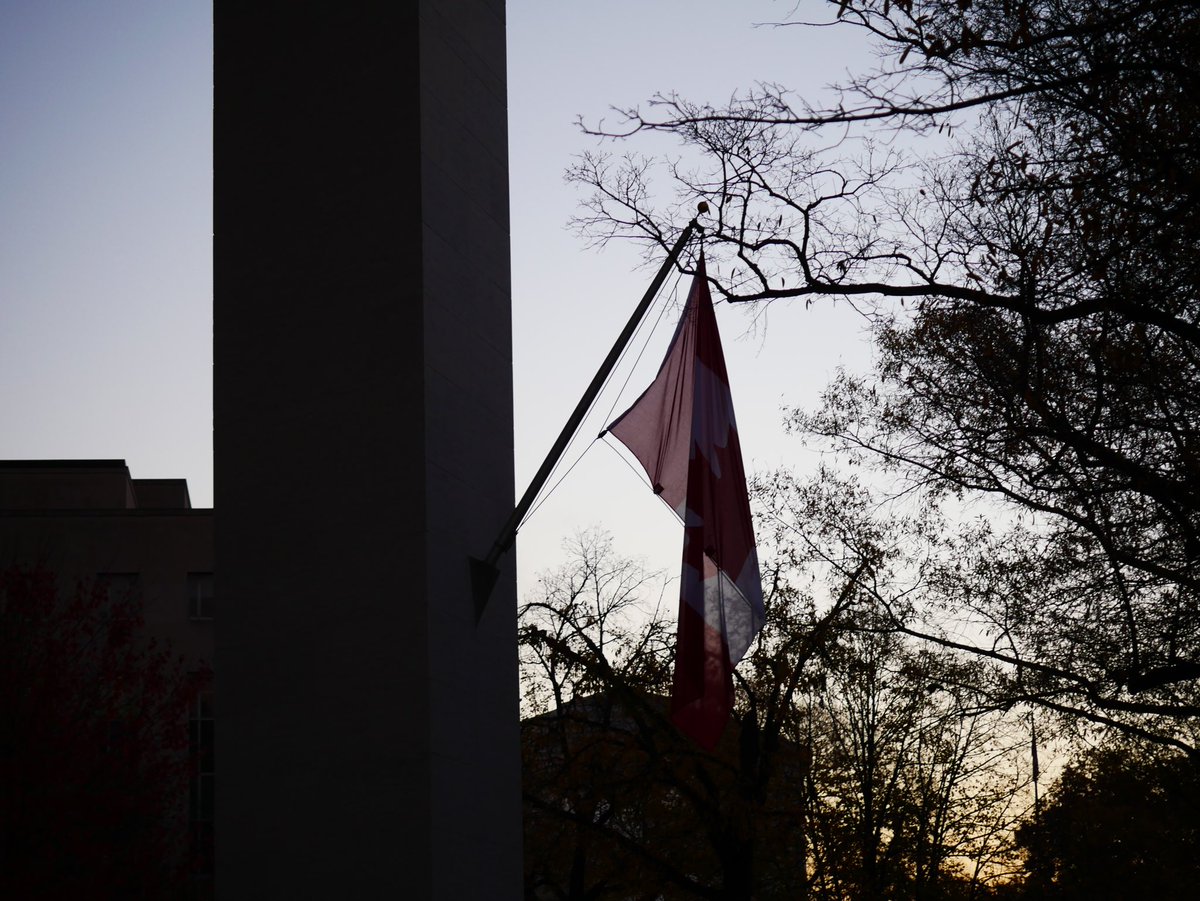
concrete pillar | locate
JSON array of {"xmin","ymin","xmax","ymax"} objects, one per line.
[{"xmin": 214, "ymin": 3, "xmax": 519, "ymax": 896}]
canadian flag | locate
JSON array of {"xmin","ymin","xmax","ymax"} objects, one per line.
[{"xmin": 607, "ymin": 255, "xmax": 764, "ymax": 748}]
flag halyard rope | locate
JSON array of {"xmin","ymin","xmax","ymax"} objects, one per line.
[{"xmin": 471, "ymin": 207, "xmax": 708, "ymax": 620}]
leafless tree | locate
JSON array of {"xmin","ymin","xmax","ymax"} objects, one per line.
[{"xmin": 570, "ymin": 0, "xmax": 1200, "ymax": 745}]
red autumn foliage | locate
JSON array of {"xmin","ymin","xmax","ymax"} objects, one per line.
[{"xmin": 0, "ymin": 565, "xmax": 196, "ymax": 899}]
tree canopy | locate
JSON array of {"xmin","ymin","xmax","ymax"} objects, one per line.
[
  {"xmin": 521, "ymin": 529, "xmax": 1030, "ymax": 900},
  {"xmin": 1016, "ymin": 742, "xmax": 1200, "ymax": 900},
  {"xmin": 0, "ymin": 567, "xmax": 195, "ymax": 899},
  {"xmin": 535, "ymin": 1, "xmax": 1200, "ymax": 894},
  {"xmin": 570, "ymin": 0, "xmax": 1200, "ymax": 753}
]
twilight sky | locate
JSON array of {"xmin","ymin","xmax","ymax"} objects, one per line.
[{"xmin": 0, "ymin": 1, "xmax": 876, "ymax": 592}]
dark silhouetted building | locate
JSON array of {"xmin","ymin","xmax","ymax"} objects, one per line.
[
  {"xmin": 523, "ymin": 693, "xmax": 811, "ymax": 899},
  {"xmin": 0, "ymin": 458, "xmax": 215, "ymax": 891},
  {"xmin": 0, "ymin": 459, "xmax": 213, "ymax": 659}
]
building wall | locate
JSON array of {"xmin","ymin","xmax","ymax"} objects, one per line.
[
  {"xmin": 0, "ymin": 509, "xmax": 214, "ymax": 659},
  {"xmin": 0, "ymin": 460, "xmax": 216, "ymax": 891},
  {"xmin": 214, "ymin": 2, "xmax": 519, "ymax": 897},
  {"xmin": 0, "ymin": 460, "xmax": 137, "ymax": 511},
  {"xmin": 0, "ymin": 461, "xmax": 214, "ymax": 664}
]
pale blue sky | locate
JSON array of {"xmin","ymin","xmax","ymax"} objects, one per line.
[
  {"xmin": 508, "ymin": 1, "xmax": 876, "ymax": 587},
  {"xmin": 0, "ymin": 0, "xmax": 211, "ymax": 503},
  {"xmin": 0, "ymin": 1, "xmax": 876, "ymax": 590}
]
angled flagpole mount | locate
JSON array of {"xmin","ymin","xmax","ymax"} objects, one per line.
[{"xmin": 470, "ymin": 203, "xmax": 709, "ymax": 621}]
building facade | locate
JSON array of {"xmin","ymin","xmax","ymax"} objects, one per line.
[
  {"xmin": 0, "ymin": 459, "xmax": 215, "ymax": 891},
  {"xmin": 0, "ymin": 460, "xmax": 213, "ymax": 659}
]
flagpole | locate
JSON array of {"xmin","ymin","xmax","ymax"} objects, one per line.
[{"xmin": 471, "ymin": 204, "xmax": 708, "ymax": 619}]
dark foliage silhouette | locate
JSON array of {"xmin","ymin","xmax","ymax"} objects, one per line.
[
  {"xmin": 0, "ymin": 566, "xmax": 194, "ymax": 899},
  {"xmin": 571, "ymin": 0, "xmax": 1200, "ymax": 749},
  {"xmin": 521, "ymin": 529, "xmax": 1029, "ymax": 899},
  {"xmin": 1016, "ymin": 744, "xmax": 1200, "ymax": 900}
]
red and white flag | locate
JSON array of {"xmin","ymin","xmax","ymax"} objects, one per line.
[{"xmin": 607, "ymin": 255, "xmax": 765, "ymax": 748}]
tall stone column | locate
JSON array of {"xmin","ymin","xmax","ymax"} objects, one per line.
[{"xmin": 214, "ymin": 3, "xmax": 519, "ymax": 896}]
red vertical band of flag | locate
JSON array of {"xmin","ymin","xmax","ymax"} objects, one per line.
[{"xmin": 607, "ymin": 255, "xmax": 765, "ymax": 748}]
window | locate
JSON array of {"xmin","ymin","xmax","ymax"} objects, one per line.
[{"xmin": 187, "ymin": 572, "xmax": 214, "ymax": 621}]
